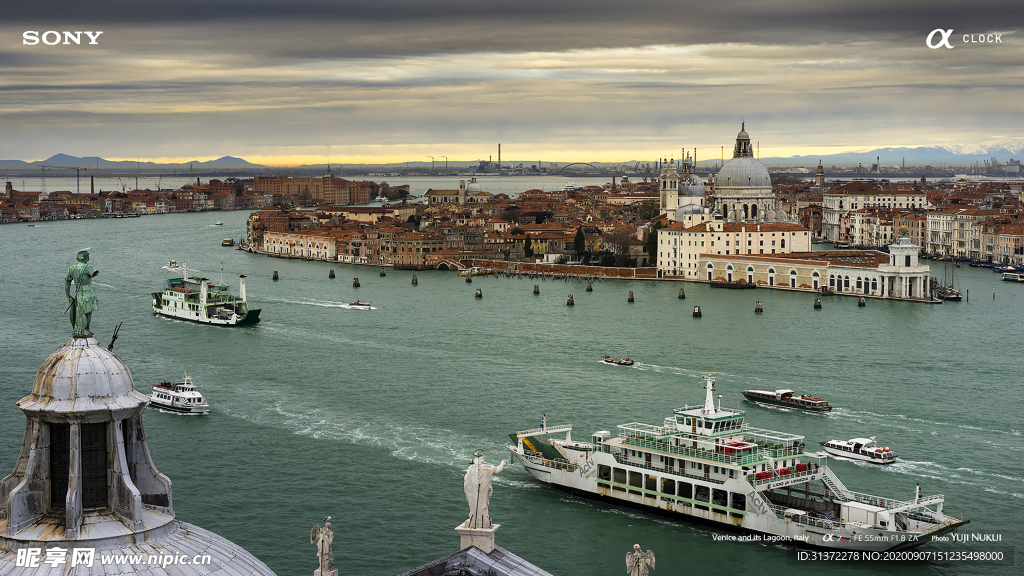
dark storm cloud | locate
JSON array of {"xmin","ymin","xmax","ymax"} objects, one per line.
[{"xmin": 6, "ymin": 1, "xmax": 1022, "ymax": 58}]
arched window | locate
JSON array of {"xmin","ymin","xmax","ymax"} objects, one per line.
[
  {"xmin": 743, "ymin": 204, "xmax": 749, "ymax": 219},
  {"xmin": 844, "ymin": 276, "xmax": 850, "ymax": 290},
  {"xmin": 829, "ymin": 274, "xmax": 835, "ymax": 287},
  {"xmin": 751, "ymin": 204, "xmax": 758, "ymax": 219},
  {"xmin": 871, "ymin": 278, "xmax": 878, "ymax": 292},
  {"xmin": 789, "ymin": 269, "xmax": 797, "ymax": 288},
  {"xmin": 781, "ymin": 238, "xmax": 786, "ymax": 249},
  {"xmin": 812, "ymin": 271, "xmax": 820, "ymax": 290},
  {"xmin": 747, "ymin": 266, "xmax": 754, "ymax": 283},
  {"xmin": 768, "ymin": 268, "xmax": 775, "ymax": 286}
]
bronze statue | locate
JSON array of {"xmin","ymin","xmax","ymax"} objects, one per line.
[{"xmin": 65, "ymin": 248, "xmax": 99, "ymax": 337}]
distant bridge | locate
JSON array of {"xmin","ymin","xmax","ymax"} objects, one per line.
[{"xmin": 555, "ymin": 163, "xmax": 610, "ymax": 175}]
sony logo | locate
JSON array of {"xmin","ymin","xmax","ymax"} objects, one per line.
[{"xmin": 23, "ymin": 31, "xmax": 104, "ymax": 46}]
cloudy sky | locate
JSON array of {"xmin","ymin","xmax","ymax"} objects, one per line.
[{"xmin": 2, "ymin": 1, "xmax": 1021, "ymax": 165}]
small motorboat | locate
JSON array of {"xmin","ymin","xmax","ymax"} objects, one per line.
[
  {"xmin": 601, "ymin": 355, "xmax": 634, "ymax": 366},
  {"xmin": 819, "ymin": 436, "xmax": 895, "ymax": 464},
  {"xmin": 214, "ymin": 221, "xmax": 224, "ymax": 226},
  {"xmin": 349, "ymin": 300, "xmax": 373, "ymax": 310},
  {"xmin": 163, "ymin": 260, "xmax": 181, "ymax": 271}
]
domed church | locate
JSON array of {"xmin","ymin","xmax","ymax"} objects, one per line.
[
  {"xmin": 710, "ymin": 124, "xmax": 788, "ymax": 223},
  {"xmin": 0, "ymin": 304, "xmax": 276, "ymax": 574},
  {"xmin": 659, "ymin": 153, "xmax": 707, "ymax": 225}
]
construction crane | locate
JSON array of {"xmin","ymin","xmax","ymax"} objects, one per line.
[
  {"xmin": 36, "ymin": 165, "xmax": 56, "ymax": 195},
  {"xmin": 74, "ymin": 167, "xmax": 87, "ymax": 194}
]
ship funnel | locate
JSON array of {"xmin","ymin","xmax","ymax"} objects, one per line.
[{"xmin": 239, "ymin": 274, "xmax": 247, "ymax": 301}]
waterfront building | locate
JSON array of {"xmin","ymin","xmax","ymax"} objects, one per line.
[
  {"xmin": 710, "ymin": 124, "xmax": 787, "ymax": 223},
  {"xmin": 822, "ymin": 182, "xmax": 930, "ymax": 243},
  {"xmin": 657, "ymin": 220, "xmax": 811, "ymax": 279},
  {"xmin": 926, "ymin": 207, "xmax": 1000, "ymax": 258},
  {"xmin": 392, "ymin": 231, "xmax": 446, "ymax": 268},
  {"xmin": 699, "ymin": 234, "xmax": 931, "ymax": 300},
  {"xmin": 262, "ymin": 231, "xmax": 338, "ymax": 260}
]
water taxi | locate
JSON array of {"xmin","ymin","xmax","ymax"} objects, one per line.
[
  {"xmin": 150, "ymin": 373, "xmax": 209, "ymax": 414},
  {"xmin": 163, "ymin": 260, "xmax": 181, "ymax": 271},
  {"xmin": 741, "ymin": 389, "xmax": 831, "ymax": 412},
  {"xmin": 152, "ymin": 265, "xmax": 261, "ymax": 326},
  {"xmin": 820, "ymin": 437, "xmax": 896, "ymax": 464},
  {"xmin": 508, "ymin": 374, "xmax": 966, "ymax": 551},
  {"xmin": 348, "ymin": 301, "xmax": 373, "ymax": 310},
  {"xmin": 601, "ymin": 355, "xmax": 634, "ymax": 366},
  {"xmin": 459, "ymin": 267, "xmax": 490, "ymax": 277}
]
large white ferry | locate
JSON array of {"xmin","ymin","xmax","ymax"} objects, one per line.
[
  {"xmin": 152, "ymin": 264, "xmax": 261, "ymax": 326},
  {"xmin": 508, "ymin": 374, "xmax": 967, "ymax": 551}
]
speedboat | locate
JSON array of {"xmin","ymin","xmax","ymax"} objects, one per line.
[
  {"xmin": 150, "ymin": 373, "xmax": 209, "ymax": 414},
  {"xmin": 163, "ymin": 260, "xmax": 181, "ymax": 271},
  {"xmin": 819, "ymin": 437, "xmax": 895, "ymax": 464},
  {"xmin": 214, "ymin": 221, "xmax": 224, "ymax": 226},
  {"xmin": 601, "ymin": 355, "xmax": 634, "ymax": 366},
  {"xmin": 349, "ymin": 301, "xmax": 373, "ymax": 310}
]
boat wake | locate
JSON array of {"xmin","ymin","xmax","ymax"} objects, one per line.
[
  {"xmin": 220, "ymin": 401, "xmax": 498, "ymax": 470},
  {"xmin": 267, "ymin": 298, "xmax": 376, "ymax": 310}
]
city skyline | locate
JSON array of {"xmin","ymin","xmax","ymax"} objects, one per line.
[{"xmin": 2, "ymin": 1, "xmax": 1021, "ymax": 166}]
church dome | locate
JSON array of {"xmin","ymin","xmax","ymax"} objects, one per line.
[
  {"xmin": 18, "ymin": 337, "xmax": 149, "ymax": 416},
  {"xmin": 467, "ymin": 182, "xmax": 483, "ymax": 193},
  {"xmin": 678, "ymin": 172, "xmax": 705, "ymax": 196},
  {"xmin": 716, "ymin": 157, "xmax": 771, "ymax": 188}
]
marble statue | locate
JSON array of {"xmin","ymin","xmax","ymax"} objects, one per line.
[
  {"xmin": 310, "ymin": 516, "xmax": 334, "ymax": 576},
  {"xmin": 626, "ymin": 544, "xmax": 655, "ymax": 576},
  {"xmin": 65, "ymin": 248, "xmax": 99, "ymax": 337},
  {"xmin": 463, "ymin": 449, "xmax": 505, "ymax": 529}
]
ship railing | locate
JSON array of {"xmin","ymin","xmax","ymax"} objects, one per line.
[
  {"xmin": 751, "ymin": 465, "xmax": 822, "ymax": 486},
  {"xmin": 821, "ymin": 466, "xmax": 854, "ymax": 500},
  {"xmin": 611, "ymin": 453, "xmax": 727, "ymax": 485},
  {"xmin": 761, "ymin": 498, "xmax": 842, "ymax": 530},
  {"xmin": 619, "ymin": 435, "xmax": 763, "ymax": 466},
  {"xmin": 520, "ymin": 452, "xmax": 577, "ymax": 472},
  {"xmin": 515, "ymin": 424, "xmax": 572, "ymax": 438},
  {"xmin": 841, "ymin": 490, "xmax": 945, "ymax": 511}
]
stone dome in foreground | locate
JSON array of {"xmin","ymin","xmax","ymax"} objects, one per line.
[{"xmin": 0, "ymin": 334, "xmax": 278, "ymax": 576}]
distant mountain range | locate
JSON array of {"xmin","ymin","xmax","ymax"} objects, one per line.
[
  {"xmin": 0, "ymin": 154, "xmax": 259, "ymax": 172},
  {"xmin": 2, "ymin": 141, "xmax": 1022, "ymax": 174}
]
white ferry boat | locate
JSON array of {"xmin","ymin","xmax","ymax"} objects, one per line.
[
  {"xmin": 820, "ymin": 437, "xmax": 896, "ymax": 464},
  {"xmin": 152, "ymin": 265, "xmax": 261, "ymax": 326},
  {"xmin": 150, "ymin": 374, "xmax": 209, "ymax": 414},
  {"xmin": 508, "ymin": 374, "xmax": 967, "ymax": 551}
]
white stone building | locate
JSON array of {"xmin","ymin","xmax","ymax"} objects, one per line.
[
  {"xmin": 657, "ymin": 220, "xmax": 811, "ymax": 279},
  {"xmin": 822, "ymin": 182, "xmax": 929, "ymax": 243}
]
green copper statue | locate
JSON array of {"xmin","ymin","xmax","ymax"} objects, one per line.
[{"xmin": 65, "ymin": 248, "xmax": 99, "ymax": 337}]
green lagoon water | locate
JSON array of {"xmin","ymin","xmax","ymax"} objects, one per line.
[{"xmin": 1, "ymin": 210, "xmax": 1021, "ymax": 576}]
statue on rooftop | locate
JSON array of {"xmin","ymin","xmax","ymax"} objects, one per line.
[
  {"xmin": 310, "ymin": 516, "xmax": 335, "ymax": 576},
  {"xmin": 463, "ymin": 449, "xmax": 505, "ymax": 529},
  {"xmin": 65, "ymin": 248, "xmax": 99, "ymax": 337},
  {"xmin": 626, "ymin": 544, "xmax": 655, "ymax": 576}
]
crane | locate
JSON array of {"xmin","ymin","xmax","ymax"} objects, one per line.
[{"xmin": 74, "ymin": 167, "xmax": 88, "ymax": 194}]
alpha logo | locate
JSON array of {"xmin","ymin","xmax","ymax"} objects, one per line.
[
  {"xmin": 23, "ymin": 31, "xmax": 103, "ymax": 46},
  {"xmin": 926, "ymin": 29, "xmax": 954, "ymax": 49}
]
